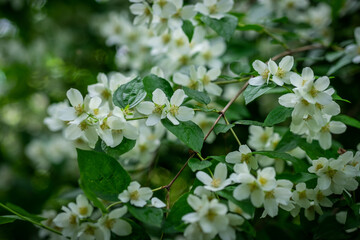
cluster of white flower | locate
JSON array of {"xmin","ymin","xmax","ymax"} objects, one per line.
[
  {"xmin": 41, "ymin": 195, "xmax": 132, "ymax": 240},
  {"xmin": 278, "ymin": 67, "xmax": 346, "ymax": 149},
  {"xmin": 182, "ymin": 191, "xmax": 244, "ymax": 240}
]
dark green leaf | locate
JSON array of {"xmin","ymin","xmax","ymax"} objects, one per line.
[
  {"xmin": 297, "ymin": 139, "xmax": 340, "ymax": 160},
  {"xmin": 253, "ymin": 151, "xmax": 308, "ymax": 172},
  {"xmin": 234, "ymin": 120, "xmax": 264, "ymax": 126},
  {"xmin": 77, "ymin": 149, "xmax": 131, "ymax": 201},
  {"xmin": 214, "ymin": 123, "xmax": 235, "ymax": 135},
  {"xmin": 332, "ymin": 115, "xmax": 360, "ymax": 129},
  {"xmin": 243, "ymin": 84, "xmax": 276, "ymax": 104},
  {"xmin": 201, "ymin": 15, "xmax": 238, "ymax": 41},
  {"xmin": 2, "ymin": 203, "xmax": 45, "ymax": 222},
  {"xmin": 183, "ymin": 87, "xmax": 210, "ymax": 105},
  {"xmin": 163, "ymin": 193, "xmax": 192, "ymax": 233},
  {"xmin": 217, "ymin": 188, "xmax": 255, "ymax": 216},
  {"xmin": 0, "ymin": 215, "xmax": 21, "ymax": 224},
  {"xmin": 79, "ymin": 180, "xmax": 108, "ymax": 214},
  {"xmin": 277, "ymin": 172, "xmax": 317, "ymax": 183},
  {"xmin": 143, "ymin": 74, "xmax": 173, "ymax": 99},
  {"xmin": 236, "ymin": 23, "xmax": 264, "ymax": 32},
  {"xmin": 275, "ymin": 130, "xmax": 302, "ymax": 152},
  {"xmin": 332, "ymin": 93, "xmax": 351, "ymax": 103},
  {"xmin": 263, "ymin": 106, "xmax": 293, "ymax": 126},
  {"xmin": 188, "ymin": 158, "xmax": 212, "ymax": 172},
  {"xmin": 101, "ymin": 138, "xmax": 136, "ymax": 158},
  {"xmin": 113, "ymin": 76, "xmax": 146, "ymax": 109},
  {"xmin": 229, "ymin": 60, "xmax": 251, "ymax": 75},
  {"xmin": 127, "ymin": 205, "xmax": 163, "ymax": 228},
  {"xmin": 208, "ymin": 155, "xmax": 226, "ymax": 163},
  {"xmin": 161, "ymin": 119, "xmax": 204, "ymax": 152},
  {"xmin": 182, "ymin": 20, "xmax": 194, "ymax": 42}
]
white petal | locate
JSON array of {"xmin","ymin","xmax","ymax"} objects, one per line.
[
  {"xmin": 64, "ymin": 124, "xmax": 82, "ymax": 140},
  {"xmin": 196, "ymin": 171, "xmax": 213, "ymax": 185},
  {"xmin": 151, "ymin": 197, "xmax": 166, "ymax": 208},
  {"xmin": 233, "ymin": 184, "xmax": 250, "ymax": 201},
  {"xmin": 170, "ymin": 89, "xmax": 186, "ymax": 106},
  {"xmin": 302, "ymin": 67, "xmax": 314, "ymax": 81},
  {"xmin": 272, "ymin": 76, "xmax": 284, "ymax": 86},
  {"xmin": 279, "ymin": 56, "xmax": 294, "ymax": 72},
  {"xmin": 214, "ymin": 163, "xmax": 227, "ymax": 181},
  {"xmin": 329, "ymin": 121, "xmax": 346, "ymax": 134},
  {"xmin": 167, "ymin": 113, "xmax": 179, "ymax": 125},
  {"xmin": 173, "ymin": 72, "xmax": 191, "ymax": 86},
  {"xmin": 152, "ymin": 89, "xmax": 168, "ymax": 105},
  {"xmin": 146, "ymin": 114, "xmax": 161, "ymax": 126},
  {"xmin": 207, "ymin": 68, "xmax": 221, "ymax": 80},
  {"xmin": 225, "ymin": 151, "xmax": 242, "ymax": 164},
  {"xmin": 268, "ymin": 60, "xmax": 278, "ymax": 75},
  {"xmin": 315, "ymin": 77, "xmax": 330, "ymax": 91},
  {"xmin": 355, "ymin": 27, "xmax": 360, "ymax": 45},
  {"xmin": 205, "ymin": 83, "xmax": 222, "ymax": 96},
  {"xmin": 290, "ymin": 73, "xmax": 303, "ymax": 87},
  {"xmin": 123, "ymin": 124, "xmax": 138, "ymax": 140},
  {"xmin": 249, "ymin": 76, "xmax": 265, "ymax": 86},
  {"xmin": 252, "ymin": 60, "xmax": 267, "ymax": 74},
  {"xmin": 137, "ymin": 102, "xmax": 155, "ymax": 115},
  {"xmin": 109, "ymin": 206, "xmax": 128, "ymax": 219},
  {"xmin": 67, "ymin": 88, "xmax": 83, "ymax": 107},
  {"xmin": 278, "ymin": 93, "xmax": 297, "ymax": 107},
  {"xmin": 251, "ymin": 189, "xmax": 264, "ymax": 207},
  {"xmin": 319, "ymin": 131, "xmax": 332, "ymax": 150},
  {"xmin": 112, "ymin": 219, "xmax": 132, "ymax": 236},
  {"xmin": 177, "ymin": 106, "xmax": 194, "ymax": 121}
]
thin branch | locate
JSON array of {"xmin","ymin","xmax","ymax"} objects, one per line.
[
  {"xmin": 224, "ymin": 115, "xmax": 241, "ymax": 146},
  {"xmin": 271, "ymin": 44, "xmax": 324, "ymax": 61}
]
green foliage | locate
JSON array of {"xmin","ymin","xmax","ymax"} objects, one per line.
[
  {"xmin": 263, "ymin": 106, "xmax": 293, "ymax": 126},
  {"xmin": 253, "ymin": 151, "xmax": 308, "ymax": 172},
  {"xmin": 115, "ymin": 219, "xmax": 151, "ymax": 240},
  {"xmin": 183, "ymin": 87, "xmax": 211, "ymax": 105},
  {"xmin": 217, "ymin": 187, "xmax": 255, "ymax": 216},
  {"xmin": 229, "ymin": 60, "xmax": 251, "ymax": 75},
  {"xmin": 77, "ymin": 149, "xmax": 131, "ymax": 201},
  {"xmin": 201, "ymin": 15, "xmax": 238, "ymax": 41},
  {"xmin": 236, "ymin": 23, "xmax": 264, "ymax": 32},
  {"xmin": 101, "ymin": 138, "xmax": 136, "ymax": 158},
  {"xmin": 161, "ymin": 119, "xmax": 204, "ymax": 153},
  {"xmin": 127, "ymin": 205, "xmax": 163, "ymax": 228},
  {"xmin": 188, "ymin": 158, "xmax": 212, "ymax": 172},
  {"xmin": 182, "ymin": 20, "xmax": 194, "ymax": 42},
  {"xmin": 332, "ymin": 115, "xmax": 360, "ymax": 129},
  {"xmin": 243, "ymin": 84, "xmax": 276, "ymax": 104},
  {"xmin": 113, "ymin": 76, "xmax": 147, "ymax": 109},
  {"xmin": 143, "ymin": 74, "xmax": 174, "ymax": 99},
  {"xmin": 0, "ymin": 215, "xmax": 20, "ymax": 225},
  {"xmin": 162, "ymin": 193, "xmax": 192, "ymax": 233},
  {"xmin": 214, "ymin": 123, "xmax": 235, "ymax": 135}
]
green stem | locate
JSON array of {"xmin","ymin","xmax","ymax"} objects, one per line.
[
  {"xmin": 106, "ymin": 201, "xmax": 123, "ymax": 210},
  {"xmin": 0, "ymin": 203, "xmax": 62, "ymax": 236},
  {"xmin": 215, "ymin": 77, "xmax": 250, "ymax": 85},
  {"xmin": 197, "ymin": 152, "xmax": 205, "ymax": 161},
  {"xmin": 224, "ymin": 116, "xmax": 241, "ymax": 146},
  {"xmin": 125, "ymin": 116, "xmax": 148, "ymax": 121},
  {"xmin": 263, "ymin": 29, "xmax": 289, "ymax": 50}
]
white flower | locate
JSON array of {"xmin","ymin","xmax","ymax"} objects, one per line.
[
  {"xmin": 98, "ymin": 206, "xmax": 132, "ymax": 239},
  {"xmin": 268, "ymin": 56, "xmax": 294, "ymax": 85},
  {"xmin": 291, "ymin": 183, "xmax": 313, "ymax": 208},
  {"xmin": 256, "ymin": 167, "xmax": 277, "ymax": 191},
  {"xmin": 68, "ymin": 194, "xmax": 93, "ymax": 219},
  {"xmin": 44, "ymin": 101, "xmax": 69, "ymax": 131},
  {"xmin": 316, "ymin": 120, "xmax": 346, "ymax": 150},
  {"xmin": 118, "ymin": 181, "xmax": 153, "ymax": 207},
  {"xmin": 77, "ymin": 222, "xmax": 106, "ymax": 240},
  {"xmin": 249, "ymin": 60, "xmax": 270, "ymax": 86},
  {"xmin": 290, "ymin": 67, "xmax": 315, "ymax": 89},
  {"xmin": 345, "ymin": 27, "xmax": 360, "ymax": 63},
  {"xmin": 196, "ymin": 162, "xmax": 231, "ymax": 192},
  {"xmin": 228, "ymin": 201, "xmax": 252, "ymax": 220},
  {"xmin": 233, "ymin": 172, "xmax": 264, "ymax": 207},
  {"xmin": 195, "ymin": 0, "xmax": 234, "ymax": 19},
  {"xmin": 197, "ymin": 66, "xmax": 222, "ymax": 96},
  {"xmin": 226, "ymin": 144, "xmax": 258, "ymax": 170},
  {"xmin": 167, "ymin": 89, "xmax": 194, "ymax": 125},
  {"xmin": 137, "ymin": 88, "xmax": 169, "ymax": 126},
  {"xmin": 248, "ymin": 126, "xmax": 274, "ymax": 150},
  {"xmin": 301, "ymin": 76, "xmax": 333, "ymax": 105},
  {"xmin": 130, "ymin": 1, "xmax": 153, "ymax": 25},
  {"xmin": 173, "ymin": 66, "xmax": 202, "ymax": 91},
  {"xmin": 59, "ymin": 88, "xmax": 88, "ymax": 122},
  {"xmin": 53, "ymin": 206, "xmax": 79, "ymax": 239}
]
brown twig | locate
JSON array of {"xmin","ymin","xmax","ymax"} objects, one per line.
[{"xmin": 271, "ymin": 44, "xmax": 324, "ymax": 61}]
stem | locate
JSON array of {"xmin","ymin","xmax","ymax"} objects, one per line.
[
  {"xmin": 197, "ymin": 152, "xmax": 205, "ymax": 161},
  {"xmin": 262, "ymin": 28, "xmax": 289, "ymax": 50},
  {"xmin": 215, "ymin": 77, "xmax": 250, "ymax": 85},
  {"xmin": 271, "ymin": 44, "xmax": 323, "ymax": 61},
  {"xmin": 106, "ymin": 201, "xmax": 123, "ymax": 210},
  {"xmin": 0, "ymin": 203, "xmax": 62, "ymax": 236},
  {"xmin": 125, "ymin": 116, "xmax": 148, "ymax": 121},
  {"xmin": 224, "ymin": 115, "xmax": 241, "ymax": 146}
]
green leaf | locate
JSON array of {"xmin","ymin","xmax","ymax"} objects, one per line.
[
  {"xmin": 277, "ymin": 172, "xmax": 317, "ymax": 183},
  {"xmin": 214, "ymin": 123, "xmax": 235, "ymax": 135},
  {"xmin": 115, "ymin": 219, "xmax": 151, "ymax": 240},
  {"xmin": 201, "ymin": 14, "xmax": 238, "ymax": 41},
  {"xmin": 0, "ymin": 215, "xmax": 21, "ymax": 224},
  {"xmin": 183, "ymin": 87, "xmax": 210, "ymax": 105},
  {"xmin": 332, "ymin": 114, "xmax": 360, "ymax": 129},
  {"xmin": 263, "ymin": 106, "xmax": 293, "ymax": 126},
  {"xmin": 182, "ymin": 20, "xmax": 194, "ymax": 42},
  {"xmin": 127, "ymin": 205, "xmax": 163, "ymax": 228},
  {"xmin": 143, "ymin": 74, "xmax": 173, "ymax": 99},
  {"xmin": 1, "ymin": 203, "xmax": 44, "ymax": 222},
  {"xmin": 253, "ymin": 151, "xmax": 308, "ymax": 173},
  {"xmin": 163, "ymin": 193, "xmax": 192, "ymax": 233},
  {"xmin": 217, "ymin": 187, "xmax": 255, "ymax": 216},
  {"xmin": 297, "ymin": 139, "xmax": 340, "ymax": 160},
  {"xmin": 243, "ymin": 84, "xmax": 276, "ymax": 104},
  {"xmin": 101, "ymin": 138, "xmax": 136, "ymax": 158},
  {"xmin": 275, "ymin": 130, "xmax": 302, "ymax": 152},
  {"xmin": 161, "ymin": 119, "xmax": 204, "ymax": 153},
  {"xmin": 332, "ymin": 93, "xmax": 351, "ymax": 103},
  {"xmin": 188, "ymin": 158, "xmax": 212, "ymax": 172},
  {"xmin": 77, "ymin": 149, "xmax": 131, "ymax": 201},
  {"xmin": 236, "ymin": 23, "xmax": 264, "ymax": 32},
  {"xmin": 234, "ymin": 119, "xmax": 264, "ymax": 126},
  {"xmin": 79, "ymin": 180, "xmax": 108, "ymax": 214},
  {"xmin": 327, "ymin": 55, "xmax": 353, "ymax": 75},
  {"xmin": 325, "ymin": 51, "xmax": 344, "ymax": 62},
  {"xmin": 113, "ymin": 76, "xmax": 146, "ymax": 109}
]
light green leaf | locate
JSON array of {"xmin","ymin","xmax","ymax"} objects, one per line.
[
  {"xmin": 183, "ymin": 87, "xmax": 211, "ymax": 105},
  {"xmin": 127, "ymin": 205, "xmax": 163, "ymax": 228},
  {"xmin": 201, "ymin": 14, "xmax": 238, "ymax": 41},
  {"xmin": 182, "ymin": 20, "xmax": 194, "ymax": 41},
  {"xmin": 143, "ymin": 74, "xmax": 173, "ymax": 99},
  {"xmin": 77, "ymin": 149, "xmax": 131, "ymax": 201},
  {"xmin": 113, "ymin": 76, "xmax": 146, "ymax": 109},
  {"xmin": 332, "ymin": 114, "xmax": 360, "ymax": 129},
  {"xmin": 263, "ymin": 106, "xmax": 293, "ymax": 126},
  {"xmin": 162, "ymin": 193, "xmax": 192, "ymax": 233},
  {"xmin": 214, "ymin": 123, "xmax": 235, "ymax": 135},
  {"xmin": 101, "ymin": 138, "xmax": 136, "ymax": 158},
  {"xmin": 161, "ymin": 119, "xmax": 204, "ymax": 153},
  {"xmin": 253, "ymin": 151, "xmax": 308, "ymax": 173},
  {"xmin": 188, "ymin": 158, "xmax": 212, "ymax": 172},
  {"xmin": 243, "ymin": 84, "xmax": 276, "ymax": 104}
]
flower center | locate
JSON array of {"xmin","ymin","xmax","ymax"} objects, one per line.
[
  {"xmin": 211, "ymin": 178, "xmax": 221, "ymax": 188},
  {"xmin": 105, "ymin": 218, "xmax": 116, "ymax": 229},
  {"xmin": 102, "ymin": 89, "xmax": 111, "ymax": 99},
  {"xmin": 261, "ymin": 69, "xmax": 270, "ymax": 80},
  {"xmin": 169, "ymin": 105, "xmax": 179, "ymax": 116},
  {"xmin": 79, "ymin": 207, "xmax": 88, "ymax": 216},
  {"xmin": 259, "ymin": 176, "xmax": 268, "ymax": 186},
  {"xmin": 298, "ymin": 190, "xmax": 307, "ymax": 199},
  {"xmin": 153, "ymin": 104, "xmax": 164, "ymax": 114},
  {"xmin": 75, "ymin": 104, "xmax": 84, "ymax": 116},
  {"xmin": 130, "ymin": 190, "xmax": 140, "ymax": 200},
  {"xmin": 276, "ymin": 68, "xmax": 286, "ymax": 78}
]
